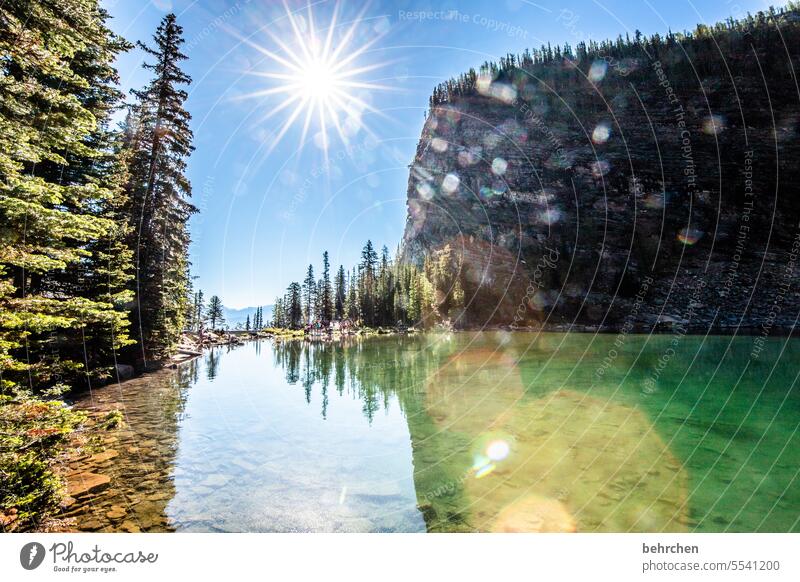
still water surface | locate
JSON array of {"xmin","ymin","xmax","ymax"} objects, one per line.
[{"xmin": 69, "ymin": 333, "xmax": 800, "ymax": 532}]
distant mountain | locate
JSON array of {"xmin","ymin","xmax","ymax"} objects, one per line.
[{"xmin": 222, "ymin": 305, "xmax": 273, "ymax": 328}]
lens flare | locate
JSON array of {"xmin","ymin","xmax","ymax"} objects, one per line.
[
  {"xmin": 491, "ymin": 157, "xmax": 508, "ymax": 176},
  {"xmin": 592, "ymin": 123, "xmax": 611, "ymax": 144},
  {"xmin": 431, "ymin": 137, "xmax": 448, "ymax": 152},
  {"xmin": 588, "ymin": 60, "xmax": 608, "ymax": 82},
  {"xmin": 231, "ymin": 1, "xmax": 391, "ymax": 156},
  {"xmin": 486, "ymin": 439, "xmax": 510, "ymax": 461},
  {"xmin": 442, "ymin": 173, "xmax": 460, "ymax": 194},
  {"xmin": 677, "ymin": 227, "xmax": 704, "ymax": 245}
]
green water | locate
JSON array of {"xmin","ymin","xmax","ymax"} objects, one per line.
[{"xmin": 68, "ymin": 332, "xmax": 800, "ymax": 532}]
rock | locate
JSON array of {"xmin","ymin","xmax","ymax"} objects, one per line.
[
  {"xmin": 400, "ymin": 59, "xmax": 800, "ymax": 331},
  {"xmin": 119, "ymin": 521, "xmax": 141, "ymax": 533},
  {"xmin": 90, "ymin": 449, "xmax": 119, "ymax": 463},
  {"xmin": 106, "ymin": 506, "xmax": 127, "ymax": 520},
  {"xmin": 0, "ymin": 509, "xmax": 18, "ymax": 528},
  {"xmin": 78, "ymin": 518, "xmax": 104, "ymax": 532},
  {"xmin": 67, "ymin": 472, "xmax": 111, "ymax": 497}
]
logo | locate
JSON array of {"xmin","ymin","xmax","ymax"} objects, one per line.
[{"xmin": 20, "ymin": 542, "xmax": 46, "ymax": 570}]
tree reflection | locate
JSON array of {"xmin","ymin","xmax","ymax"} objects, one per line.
[
  {"xmin": 205, "ymin": 348, "xmax": 220, "ymax": 381},
  {"xmin": 268, "ymin": 334, "xmax": 692, "ymax": 532}
]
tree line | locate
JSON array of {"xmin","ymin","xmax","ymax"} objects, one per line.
[
  {"xmin": 270, "ymin": 241, "xmax": 466, "ymax": 330},
  {"xmin": 429, "ymin": 3, "xmax": 800, "ymax": 107},
  {"xmin": 1, "ymin": 2, "xmax": 195, "ymax": 530},
  {"xmin": 1, "ymin": 4, "xmax": 194, "ymax": 391}
]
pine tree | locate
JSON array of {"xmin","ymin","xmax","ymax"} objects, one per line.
[
  {"xmin": 0, "ymin": 0, "xmax": 135, "ymax": 394},
  {"xmin": 302, "ymin": 264, "xmax": 316, "ymax": 325},
  {"xmin": 320, "ymin": 251, "xmax": 333, "ymax": 324},
  {"xmin": 377, "ymin": 245, "xmax": 394, "ymax": 325},
  {"xmin": 194, "ymin": 290, "xmax": 205, "ymax": 332},
  {"xmin": 286, "ymin": 283, "xmax": 303, "ymax": 329},
  {"xmin": 245, "ymin": 314, "xmax": 251, "ymax": 331},
  {"xmin": 0, "ymin": 0, "xmax": 133, "ymax": 530},
  {"xmin": 346, "ymin": 267, "xmax": 360, "ymax": 322},
  {"xmin": 207, "ymin": 295, "xmax": 224, "ymax": 330},
  {"xmin": 359, "ymin": 240, "xmax": 378, "ymax": 325},
  {"xmin": 334, "ymin": 265, "xmax": 346, "ymax": 320},
  {"xmin": 124, "ymin": 13, "xmax": 195, "ymax": 362},
  {"xmin": 272, "ymin": 297, "xmax": 284, "ymax": 328}
]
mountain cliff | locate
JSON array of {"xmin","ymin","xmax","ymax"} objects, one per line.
[{"xmin": 401, "ymin": 6, "xmax": 800, "ymax": 332}]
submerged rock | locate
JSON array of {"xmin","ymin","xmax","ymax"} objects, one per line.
[{"xmin": 67, "ymin": 472, "xmax": 111, "ymax": 497}]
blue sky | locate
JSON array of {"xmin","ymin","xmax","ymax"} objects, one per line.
[{"xmin": 103, "ymin": 0, "xmax": 773, "ymax": 308}]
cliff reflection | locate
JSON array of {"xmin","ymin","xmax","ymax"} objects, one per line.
[
  {"xmin": 270, "ymin": 336, "xmax": 688, "ymax": 532},
  {"xmin": 65, "ymin": 333, "xmax": 799, "ymax": 532}
]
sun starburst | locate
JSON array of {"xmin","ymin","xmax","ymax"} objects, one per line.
[{"xmin": 233, "ymin": 1, "xmax": 391, "ymax": 156}]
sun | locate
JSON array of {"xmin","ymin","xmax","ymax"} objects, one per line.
[
  {"xmin": 299, "ymin": 61, "xmax": 335, "ymax": 100},
  {"xmin": 233, "ymin": 1, "xmax": 390, "ymax": 154}
]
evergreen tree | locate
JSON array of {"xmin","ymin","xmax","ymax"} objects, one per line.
[
  {"xmin": 194, "ymin": 289, "xmax": 205, "ymax": 332},
  {"xmin": 272, "ymin": 297, "xmax": 284, "ymax": 328},
  {"xmin": 334, "ymin": 265, "xmax": 346, "ymax": 320},
  {"xmin": 0, "ymin": 0, "xmax": 133, "ymax": 530},
  {"xmin": 302, "ymin": 264, "xmax": 316, "ymax": 324},
  {"xmin": 0, "ymin": 0, "xmax": 135, "ymax": 394},
  {"xmin": 320, "ymin": 251, "xmax": 333, "ymax": 324},
  {"xmin": 346, "ymin": 267, "xmax": 360, "ymax": 321},
  {"xmin": 286, "ymin": 282, "xmax": 303, "ymax": 329},
  {"xmin": 272, "ymin": 243, "xmax": 442, "ymax": 329},
  {"xmin": 124, "ymin": 13, "xmax": 195, "ymax": 361},
  {"xmin": 359, "ymin": 240, "xmax": 378, "ymax": 325},
  {"xmin": 207, "ymin": 295, "xmax": 224, "ymax": 330},
  {"xmin": 245, "ymin": 314, "xmax": 250, "ymax": 331},
  {"xmin": 377, "ymin": 245, "xmax": 394, "ymax": 324}
]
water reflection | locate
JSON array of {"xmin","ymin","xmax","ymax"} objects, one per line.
[
  {"xmin": 65, "ymin": 362, "xmax": 194, "ymax": 532},
  {"xmin": 69, "ymin": 333, "xmax": 800, "ymax": 532}
]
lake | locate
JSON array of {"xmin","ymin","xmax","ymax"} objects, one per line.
[{"xmin": 65, "ymin": 332, "xmax": 800, "ymax": 532}]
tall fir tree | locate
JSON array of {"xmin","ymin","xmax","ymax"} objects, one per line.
[
  {"xmin": 124, "ymin": 13, "xmax": 195, "ymax": 363},
  {"xmin": 272, "ymin": 297, "xmax": 284, "ymax": 328},
  {"xmin": 193, "ymin": 289, "xmax": 205, "ymax": 332},
  {"xmin": 206, "ymin": 295, "xmax": 224, "ymax": 330},
  {"xmin": 334, "ymin": 265, "xmax": 346, "ymax": 320},
  {"xmin": 320, "ymin": 251, "xmax": 333, "ymax": 324},
  {"xmin": 0, "ymin": 0, "xmax": 134, "ymax": 530},
  {"xmin": 359, "ymin": 240, "xmax": 378, "ymax": 326},
  {"xmin": 286, "ymin": 282, "xmax": 303, "ymax": 329},
  {"xmin": 0, "ymin": 0, "xmax": 135, "ymax": 394},
  {"xmin": 302, "ymin": 264, "xmax": 315, "ymax": 325}
]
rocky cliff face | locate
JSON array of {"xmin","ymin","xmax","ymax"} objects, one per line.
[{"xmin": 401, "ymin": 15, "xmax": 800, "ymax": 332}]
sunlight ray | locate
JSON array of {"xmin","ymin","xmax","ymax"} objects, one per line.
[{"xmin": 232, "ymin": 1, "xmax": 391, "ymax": 154}]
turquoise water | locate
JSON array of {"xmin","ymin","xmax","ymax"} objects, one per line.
[{"xmin": 69, "ymin": 333, "xmax": 800, "ymax": 532}]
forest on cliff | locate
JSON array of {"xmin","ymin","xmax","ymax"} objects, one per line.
[{"xmin": 403, "ymin": 3, "xmax": 800, "ymax": 328}]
